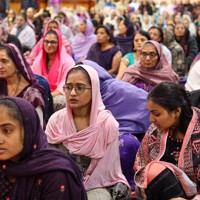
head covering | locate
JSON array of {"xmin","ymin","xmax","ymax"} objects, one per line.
[
  {"xmin": 46, "ymin": 64, "xmax": 129, "ymax": 190},
  {"xmin": 122, "ymin": 40, "xmax": 179, "ymax": 86},
  {"xmin": 72, "ymin": 19, "xmax": 97, "ymax": 61},
  {"xmin": 0, "ymin": 97, "xmax": 87, "ymax": 200},
  {"xmin": 83, "ymin": 60, "xmax": 150, "ymax": 134},
  {"xmin": 0, "ymin": 43, "xmax": 42, "ymax": 95},
  {"xmin": 31, "ymin": 29, "xmax": 75, "ymax": 92},
  {"xmin": 163, "ymin": 28, "xmax": 177, "ymax": 49},
  {"xmin": 134, "ymin": 161, "xmax": 197, "ymax": 199}
]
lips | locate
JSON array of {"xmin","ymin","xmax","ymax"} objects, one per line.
[
  {"xmin": 0, "ymin": 148, "xmax": 6, "ymax": 153},
  {"xmin": 69, "ymin": 99, "xmax": 78, "ymax": 103}
]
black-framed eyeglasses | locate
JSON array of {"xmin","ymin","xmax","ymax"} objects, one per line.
[
  {"xmin": 43, "ymin": 39, "xmax": 58, "ymax": 45},
  {"xmin": 140, "ymin": 52, "xmax": 158, "ymax": 59},
  {"xmin": 63, "ymin": 83, "xmax": 91, "ymax": 95}
]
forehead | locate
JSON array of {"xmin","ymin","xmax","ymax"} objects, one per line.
[
  {"xmin": 44, "ymin": 33, "xmax": 58, "ymax": 40},
  {"xmin": 97, "ymin": 27, "xmax": 106, "ymax": 33},
  {"xmin": 149, "ymin": 28, "xmax": 160, "ymax": 34},
  {"xmin": 175, "ymin": 24, "xmax": 185, "ymax": 28},
  {"xmin": 141, "ymin": 43, "xmax": 157, "ymax": 52},
  {"xmin": 0, "ymin": 49, "xmax": 10, "ymax": 57},
  {"xmin": 48, "ymin": 22, "xmax": 59, "ymax": 27},
  {"xmin": 147, "ymin": 100, "xmax": 166, "ymax": 111},
  {"xmin": 66, "ymin": 70, "xmax": 90, "ymax": 83},
  {"xmin": 134, "ymin": 33, "xmax": 147, "ymax": 40}
]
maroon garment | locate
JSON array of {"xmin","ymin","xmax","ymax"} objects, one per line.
[{"xmin": 0, "ymin": 97, "xmax": 87, "ymax": 200}]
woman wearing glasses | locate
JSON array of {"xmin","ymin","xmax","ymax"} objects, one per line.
[
  {"xmin": 31, "ymin": 29, "xmax": 75, "ymax": 111},
  {"xmin": 45, "ymin": 64, "xmax": 131, "ymax": 200},
  {"xmin": 122, "ymin": 40, "xmax": 178, "ymax": 92}
]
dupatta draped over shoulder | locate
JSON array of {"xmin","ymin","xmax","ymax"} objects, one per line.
[
  {"xmin": 134, "ymin": 107, "xmax": 200, "ymax": 198},
  {"xmin": 0, "ymin": 97, "xmax": 87, "ymax": 200},
  {"xmin": 45, "ymin": 64, "xmax": 129, "ymax": 190},
  {"xmin": 0, "ymin": 43, "xmax": 45, "ymax": 111},
  {"xmin": 72, "ymin": 19, "xmax": 97, "ymax": 62},
  {"xmin": 31, "ymin": 29, "xmax": 75, "ymax": 93},
  {"xmin": 122, "ymin": 40, "xmax": 179, "ymax": 89}
]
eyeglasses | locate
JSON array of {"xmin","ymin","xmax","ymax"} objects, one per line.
[
  {"xmin": 140, "ymin": 52, "xmax": 158, "ymax": 59},
  {"xmin": 43, "ymin": 39, "xmax": 58, "ymax": 45},
  {"xmin": 63, "ymin": 83, "xmax": 91, "ymax": 95}
]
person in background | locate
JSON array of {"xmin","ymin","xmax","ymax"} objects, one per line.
[
  {"xmin": 0, "ymin": 20, "xmax": 22, "ymax": 51},
  {"xmin": 72, "ymin": 19, "xmax": 97, "ymax": 62},
  {"xmin": 134, "ymin": 82, "xmax": 200, "ymax": 200},
  {"xmin": 115, "ymin": 18, "xmax": 134, "ymax": 56},
  {"xmin": 31, "ymin": 29, "xmax": 74, "ymax": 111},
  {"xmin": 122, "ymin": 40, "xmax": 178, "ymax": 92},
  {"xmin": 0, "ymin": 0, "xmax": 10, "ymax": 19},
  {"xmin": 45, "ymin": 64, "xmax": 131, "ymax": 200},
  {"xmin": 87, "ymin": 25, "xmax": 122, "ymax": 76},
  {"xmin": 163, "ymin": 28, "xmax": 187, "ymax": 77},
  {"xmin": 0, "ymin": 97, "xmax": 87, "ymax": 200},
  {"xmin": 174, "ymin": 22, "xmax": 198, "ymax": 70},
  {"xmin": 10, "ymin": 13, "xmax": 36, "ymax": 53},
  {"xmin": 117, "ymin": 30, "xmax": 150, "ymax": 80},
  {"xmin": 148, "ymin": 26, "xmax": 172, "ymax": 64}
]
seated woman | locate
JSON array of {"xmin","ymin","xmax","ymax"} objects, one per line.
[
  {"xmin": 87, "ymin": 25, "xmax": 122, "ymax": 76},
  {"xmin": 45, "ymin": 64, "xmax": 130, "ymax": 200},
  {"xmin": 134, "ymin": 82, "xmax": 200, "ymax": 200},
  {"xmin": 83, "ymin": 59, "xmax": 151, "ymax": 191},
  {"xmin": 117, "ymin": 30, "xmax": 150, "ymax": 80},
  {"xmin": 115, "ymin": 18, "xmax": 134, "ymax": 56},
  {"xmin": 122, "ymin": 40, "xmax": 179, "ymax": 92},
  {"xmin": 174, "ymin": 22, "xmax": 198, "ymax": 70},
  {"xmin": 31, "ymin": 29, "xmax": 75, "ymax": 111},
  {"xmin": 72, "ymin": 19, "xmax": 97, "ymax": 62},
  {"xmin": 26, "ymin": 19, "xmax": 72, "ymax": 65},
  {"xmin": 163, "ymin": 28, "xmax": 187, "ymax": 77},
  {"xmin": 0, "ymin": 43, "xmax": 45, "ymax": 128},
  {"xmin": 0, "ymin": 97, "xmax": 87, "ymax": 200}
]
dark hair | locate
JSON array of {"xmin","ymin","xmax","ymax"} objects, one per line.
[
  {"xmin": 18, "ymin": 13, "xmax": 27, "ymax": 22},
  {"xmin": 147, "ymin": 82, "xmax": 193, "ymax": 134},
  {"xmin": 65, "ymin": 66, "xmax": 91, "ymax": 85},
  {"xmin": 95, "ymin": 25, "xmax": 117, "ymax": 44},
  {"xmin": 122, "ymin": 18, "xmax": 134, "ymax": 37},
  {"xmin": 148, "ymin": 26, "xmax": 164, "ymax": 43},
  {"xmin": 132, "ymin": 30, "xmax": 151, "ymax": 52},
  {"xmin": 0, "ymin": 44, "xmax": 17, "ymax": 66},
  {"xmin": 45, "ymin": 29, "xmax": 58, "ymax": 37},
  {"xmin": 0, "ymin": 98, "xmax": 23, "ymax": 125}
]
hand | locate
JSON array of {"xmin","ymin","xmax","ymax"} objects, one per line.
[{"xmin": 170, "ymin": 198, "xmax": 186, "ymax": 200}]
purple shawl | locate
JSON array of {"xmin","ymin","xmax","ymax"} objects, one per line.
[
  {"xmin": 122, "ymin": 40, "xmax": 179, "ymax": 90},
  {"xmin": 0, "ymin": 97, "xmax": 87, "ymax": 200},
  {"xmin": 0, "ymin": 43, "xmax": 45, "ymax": 110},
  {"xmin": 83, "ymin": 60, "xmax": 151, "ymax": 134},
  {"xmin": 72, "ymin": 19, "xmax": 97, "ymax": 62},
  {"xmin": 86, "ymin": 43, "xmax": 121, "ymax": 72}
]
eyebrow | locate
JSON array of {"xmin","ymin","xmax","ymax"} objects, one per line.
[{"xmin": 0, "ymin": 123, "xmax": 15, "ymax": 127}]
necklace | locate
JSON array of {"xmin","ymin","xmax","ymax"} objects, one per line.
[{"xmin": 10, "ymin": 74, "xmax": 21, "ymax": 96}]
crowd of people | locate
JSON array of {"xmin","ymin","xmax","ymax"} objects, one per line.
[{"xmin": 0, "ymin": 0, "xmax": 200, "ymax": 199}]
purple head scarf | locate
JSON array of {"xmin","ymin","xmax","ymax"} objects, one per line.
[
  {"xmin": 83, "ymin": 60, "xmax": 151, "ymax": 134},
  {"xmin": 72, "ymin": 19, "xmax": 97, "ymax": 61},
  {"xmin": 0, "ymin": 97, "xmax": 87, "ymax": 200}
]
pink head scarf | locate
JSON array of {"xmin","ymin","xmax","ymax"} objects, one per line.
[
  {"xmin": 45, "ymin": 64, "xmax": 129, "ymax": 190},
  {"xmin": 122, "ymin": 40, "xmax": 179, "ymax": 85},
  {"xmin": 31, "ymin": 29, "xmax": 74, "ymax": 92}
]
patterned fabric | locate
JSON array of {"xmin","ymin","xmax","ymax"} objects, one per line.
[
  {"xmin": 134, "ymin": 107, "xmax": 200, "ymax": 197},
  {"xmin": 0, "ymin": 97, "xmax": 87, "ymax": 200}
]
